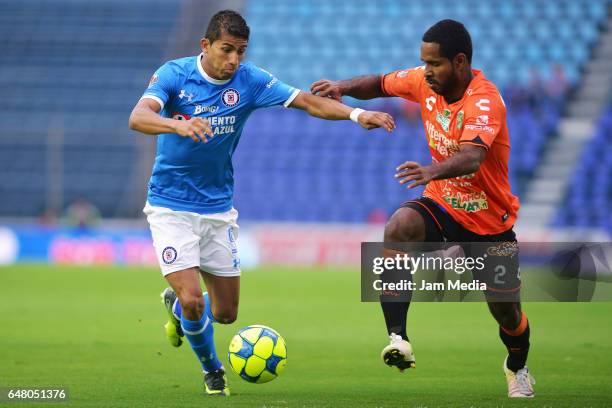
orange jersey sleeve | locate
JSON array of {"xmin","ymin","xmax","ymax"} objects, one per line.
[
  {"xmin": 381, "ymin": 66, "xmax": 426, "ymax": 103},
  {"xmin": 459, "ymin": 90, "xmax": 508, "ymax": 150}
]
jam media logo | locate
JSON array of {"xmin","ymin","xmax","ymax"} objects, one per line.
[
  {"xmin": 162, "ymin": 246, "xmax": 177, "ymax": 264},
  {"xmin": 221, "ymin": 88, "xmax": 240, "ymax": 107}
]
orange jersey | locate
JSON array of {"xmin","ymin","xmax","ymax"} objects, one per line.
[{"xmin": 381, "ymin": 67, "xmax": 520, "ymax": 235}]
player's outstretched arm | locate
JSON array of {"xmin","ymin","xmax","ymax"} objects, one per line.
[
  {"xmin": 288, "ymin": 91, "xmax": 395, "ymax": 132},
  {"xmin": 395, "ymin": 145, "xmax": 487, "ymax": 188},
  {"xmin": 310, "ymin": 75, "xmax": 385, "ymax": 101},
  {"xmin": 129, "ymin": 98, "xmax": 213, "ymax": 142}
]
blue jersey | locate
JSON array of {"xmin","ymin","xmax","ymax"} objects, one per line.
[{"xmin": 141, "ymin": 54, "xmax": 299, "ymax": 214}]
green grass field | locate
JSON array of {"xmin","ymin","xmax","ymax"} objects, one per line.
[{"xmin": 1, "ymin": 264, "xmax": 611, "ymax": 407}]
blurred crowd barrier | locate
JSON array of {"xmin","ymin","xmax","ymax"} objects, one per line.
[{"xmin": 1, "ymin": 223, "xmax": 608, "ymax": 267}]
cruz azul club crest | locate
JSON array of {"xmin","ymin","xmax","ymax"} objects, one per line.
[
  {"xmin": 221, "ymin": 88, "xmax": 240, "ymax": 107},
  {"xmin": 162, "ymin": 246, "xmax": 177, "ymax": 264}
]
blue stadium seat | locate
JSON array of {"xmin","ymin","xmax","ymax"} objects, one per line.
[
  {"xmin": 0, "ymin": 0, "xmax": 608, "ymax": 222},
  {"xmin": 0, "ymin": 0, "xmax": 180, "ymax": 217},
  {"xmin": 555, "ymin": 106, "xmax": 612, "ymax": 232}
]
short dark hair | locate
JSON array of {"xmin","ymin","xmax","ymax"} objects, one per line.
[
  {"xmin": 422, "ymin": 19, "xmax": 472, "ymax": 63},
  {"xmin": 205, "ymin": 10, "xmax": 250, "ymax": 43}
]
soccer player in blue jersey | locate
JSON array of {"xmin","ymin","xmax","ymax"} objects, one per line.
[{"xmin": 128, "ymin": 10, "xmax": 395, "ymax": 396}]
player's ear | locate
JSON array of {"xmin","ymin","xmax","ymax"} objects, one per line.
[
  {"xmin": 201, "ymin": 37, "xmax": 211, "ymax": 53},
  {"xmin": 454, "ymin": 53, "xmax": 467, "ymax": 70}
]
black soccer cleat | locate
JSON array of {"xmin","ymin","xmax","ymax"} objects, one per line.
[{"xmin": 204, "ymin": 369, "xmax": 230, "ymax": 396}]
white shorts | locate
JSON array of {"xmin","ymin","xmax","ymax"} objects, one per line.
[{"xmin": 143, "ymin": 202, "xmax": 241, "ymax": 277}]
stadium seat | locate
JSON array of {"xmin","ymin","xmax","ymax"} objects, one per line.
[
  {"xmin": 555, "ymin": 106, "xmax": 612, "ymax": 232},
  {"xmin": 0, "ymin": 0, "xmax": 608, "ymax": 224},
  {"xmin": 0, "ymin": 0, "xmax": 179, "ymax": 217}
]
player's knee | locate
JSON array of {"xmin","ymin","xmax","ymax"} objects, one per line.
[
  {"xmin": 502, "ymin": 310, "xmax": 522, "ymax": 329},
  {"xmin": 212, "ymin": 305, "xmax": 238, "ymax": 324},
  {"xmin": 489, "ymin": 302, "xmax": 521, "ymax": 328},
  {"xmin": 384, "ymin": 208, "xmax": 426, "ymax": 243},
  {"xmin": 215, "ymin": 311, "xmax": 237, "ymax": 324},
  {"xmin": 178, "ymin": 292, "xmax": 205, "ymax": 317}
]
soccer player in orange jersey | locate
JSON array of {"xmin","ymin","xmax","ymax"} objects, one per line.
[{"xmin": 312, "ymin": 20, "xmax": 534, "ymax": 398}]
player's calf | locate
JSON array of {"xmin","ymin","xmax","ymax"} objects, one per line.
[
  {"xmin": 487, "ymin": 301, "xmax": 522, "ymax": 329},
  {"xmin": 175, "ymin": 290, "xmax": 205, "ymax": 320}
]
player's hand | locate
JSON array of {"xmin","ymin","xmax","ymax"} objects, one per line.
[
  {"xmin": 174, "ymin": 117, "xmax": 213, "ymax": 142},
  {"xmin": 358, "ymin": 111, "xmax": 396, "ymax": 132},
  {"xmin": 310, "ymin": 79, "xmax": 343, "ymax": 102},
  {"xmin": 395, "ymin": 161, "xmax": 436, "ymax": 188}
]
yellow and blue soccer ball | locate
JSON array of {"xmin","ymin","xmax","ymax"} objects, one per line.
[{"xmin": 228, "ymin": 325, "xmax": 287, "ymax": 383}]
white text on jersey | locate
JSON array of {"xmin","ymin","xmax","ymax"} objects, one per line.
[{"xmin": 209, "ymin": 115, "xmax": 236, "ymax": 136}]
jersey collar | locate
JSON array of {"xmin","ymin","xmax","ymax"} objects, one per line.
[
  {"xmin": 196, "ymin": 53, "xmax": 231, "ymax": 85},
  {"xmin": 463, "ymin": 69, "xmax": 483, "ymax": 96},
  {"xmin": 448, "ymin": 69, "xmax": 484, "ymax": 107}
]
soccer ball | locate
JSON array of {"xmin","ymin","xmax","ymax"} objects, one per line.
[{"xmin": 228, "ymin": 324, "xmax": 287, "ymax": 383}]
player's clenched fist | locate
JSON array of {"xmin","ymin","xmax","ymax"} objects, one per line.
[
  {"xmin": 358, "ymin": 111, "xmax": 396, "ymax": 132},
  {"xmin": 174, "ymin": 117, "xmax": 213, "ymax": 142},
  {"xmin": 310, "ymin": 79, "xmax": 343, "ymax": 102}
]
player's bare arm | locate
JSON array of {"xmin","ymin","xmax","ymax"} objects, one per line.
[
  {"xmin": 310, "ymin": 75, "xmax": 386, "ymax": 101},
  {"xmin": 395, "ymin": 144, "xmax": 486, "ymax": 188},
  {"xmin": 129, "ymin": 98, "xmax": 213, "ymax": 142},
  {"xmin": 289, "ymin": 91, "xmax": 396, "ymax": 132}
]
